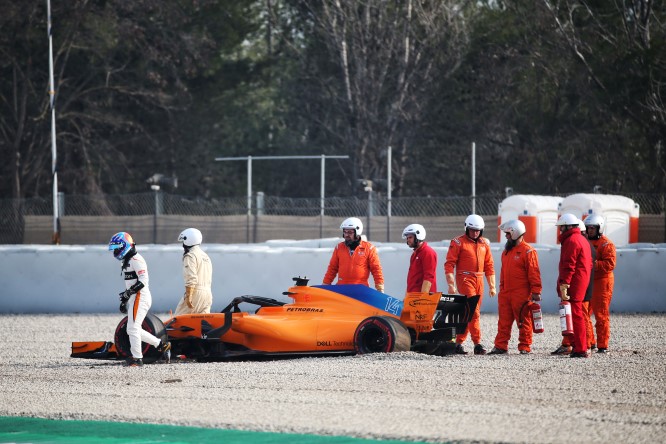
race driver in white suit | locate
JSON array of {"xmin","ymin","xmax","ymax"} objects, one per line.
[{"xmin": 108, "ymin": 232, "xmax": 170, "ymax": 366}]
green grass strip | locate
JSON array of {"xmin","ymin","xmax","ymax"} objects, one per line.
[{"xmin": 0, "ymin": 416, "xmax": 431, "ymax": 444}]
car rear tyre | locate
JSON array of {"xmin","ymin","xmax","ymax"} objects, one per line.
[
  {"xmin": 354, "ymin": 316, "xmax": 411, "ymax": 354},
  {"xmin": 114, "ymin": 313, "xmax": 167, "ymax": 364}
]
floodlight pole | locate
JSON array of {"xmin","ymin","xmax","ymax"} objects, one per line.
[{"xmin": 215, "ymin": 155, "xmax": 349, "ymax": 242}]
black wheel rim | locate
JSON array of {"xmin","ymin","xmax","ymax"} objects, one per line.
[{"xmin": 362, "ymin": 327, "xmax": 387, "ymax": 352}]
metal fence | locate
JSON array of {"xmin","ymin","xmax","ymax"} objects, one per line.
[
  {"xmin": 14, "ymin": 193, "xmax": 502, "ymax": 217},
  {"xmin": 1, "ymin": 192, "xmax": 664, "ymax": 244}
]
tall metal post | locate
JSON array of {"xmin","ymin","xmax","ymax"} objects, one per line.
[
  {"xmin": 47, "ymin": 0, "xmax": 60, "ymax": 244},
  {"xmin": 367, "ymin": 186, "xmax": 373, "ymax": 240},
  {"xmin": 386, "ymin": 146, "xmax": 392, "ymax": 242},
  {"xmin": 320, "ymin": 154, "xmax": 325, "ymax": 238},
  {"xmin": 247, "ymin": 156, "xmax": 252, "ymax": 243},
  {"xmin": 471, "ymin": 142, "xmax": 476, "ymax": 214},
  {"xmin": 152, "ymin": 186, "xmax": 161, "ymax": 244}
]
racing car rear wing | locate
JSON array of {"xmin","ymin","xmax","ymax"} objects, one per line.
[
  {"xmin": 401, "ymin": 292, "xmax": 480, "ymax": 339},
  {"xmin": 433, "ymin": 294, "xmax": 480, "ymax": 334}
]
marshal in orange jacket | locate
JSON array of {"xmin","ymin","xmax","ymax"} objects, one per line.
[
  {"xmin": 499, "ymin": 242, "xmax": 542, "ymax": 297},
  {"xmin": 590, "ymin": 235, "xmax": 616, "ymax": 278},
  {"xmin": 445, "ymin": 234, "xmax": 495, "ymax": 346},
  {"xmin": 494, "ymin": 240, "xmax": 542, "ymax": 353},
  {"xmin": 589, "ymin": 234, "xmax": 616, "ymax": 350},
  {"xmin": 323, "ymin": 240, "xmax": 384, "ymax": 290},
  {"xmin": 444, "ymin": 235, "xmax": 495, "ymax": 296}
]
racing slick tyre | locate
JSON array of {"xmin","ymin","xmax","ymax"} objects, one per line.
[
  {"xmin": 353, "ymin": 316, "xmax": 411, "ymax": 354},
  {"xmin": 114, "ymin": 313, "xmax": 167, "ymax": 364}
]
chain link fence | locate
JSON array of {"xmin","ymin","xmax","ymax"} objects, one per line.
[{"xmin": 1, "ymin": 192, "xmax": 664, "ymax": 244}]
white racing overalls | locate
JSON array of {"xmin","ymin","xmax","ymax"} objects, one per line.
[
  {"xmin": 175, "ymin": 245, "xmax": 213, "ymax": 315},
  {"xmin": 122, "ymin": 253, "xmax": 161, "ymax": 359}
]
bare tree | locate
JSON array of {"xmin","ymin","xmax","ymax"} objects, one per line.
[
  {"xmin": 0, "ymin": 0, "xmax": 220, "ymax": 200},
  {"xmin": 541, "ymin": 0, "xmax": 666, "ymax": 189},
  {"xmin": 285, "ymin": 0, "xmax": 473, "ymax": 195}
]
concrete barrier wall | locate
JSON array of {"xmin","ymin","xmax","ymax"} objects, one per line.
[{"xmin": 1, "ymin": 240, "xmax": 665, "ymax": 314}]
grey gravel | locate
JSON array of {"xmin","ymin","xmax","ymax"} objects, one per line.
[{"xmin": 1, "ymin": 313, "xmax": 665, "ymax": 443}]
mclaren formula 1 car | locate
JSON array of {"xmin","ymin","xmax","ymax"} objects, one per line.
[{"xmin": 71, "ymin": 277, "xmax": 479, "ymax": 363}]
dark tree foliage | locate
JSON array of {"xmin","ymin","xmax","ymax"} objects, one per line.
[
  {"xmin": 0, "ymin": 0, "xmax": 257, "ymax": 199},
  {"xmin": 423, "ymin": 0, "xmax": 665, "ymax": 196},
  {"xmin": 0, "ymin": 0, "xmax": 664, "ymax": 201},
  {"xmin": 270, "ymin": 0, "xmax": 473, "ymax": 197}
]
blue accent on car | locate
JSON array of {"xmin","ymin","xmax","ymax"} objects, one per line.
[{"xmin": 314, "ymin": 285, "xmax": 403, "ymax": 316}]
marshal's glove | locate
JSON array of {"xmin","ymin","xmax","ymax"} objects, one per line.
[{"xmin": 559, "ymin": 284, "xmax": 570, "ymax": 301}]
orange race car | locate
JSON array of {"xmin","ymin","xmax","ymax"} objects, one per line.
[{"xmin": 71, "ymin": 277, "xmax": 479, "ymax": 363}]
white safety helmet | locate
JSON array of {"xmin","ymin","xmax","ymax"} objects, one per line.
[
  {"xmin": 499, "ymin": 220, "xmax": 526, "ymax": 241},
  {"xmin": 556, "ymin": 213, "xmax": 581, "ymax": 227},
  {"xmin": 340, "ymin": 217, "xmax": 363, "ymax": 236},
  {"xmin": 178, "ymin": 228, "xmax": 203, "ymax": 247},
  {"xmin": 402, "ymin": 224, "xmax": 426, "ymax": 241},
  {"xmin": 584, "ymin": 214, "xmax": 605, "ymax": 234},
  {"xmin": 465, "ymin": 214, "xmax": 485, "ymax": 230}
]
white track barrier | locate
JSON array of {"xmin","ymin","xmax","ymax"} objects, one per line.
[{"xmin": 1, "ymin": 240, "xmax": 664, "ymax": 313}]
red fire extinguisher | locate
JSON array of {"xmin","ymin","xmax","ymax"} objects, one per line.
[
  {"xmin": 530, "ymin": 301, "xmax": 544, "ymax": 334},
  {"xmin": 559, "ymin": 301, "xmax": 574, "ymax": 336}
]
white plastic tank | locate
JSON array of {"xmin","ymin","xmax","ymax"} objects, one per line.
[
  {"xmin": 558, "ymin": 193, "xmax": 640, "ymax": 246},
  {"xmin": 497, "ymin": 195, "xmax": 564, "ymax": 245}
]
